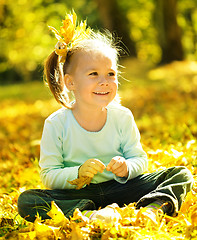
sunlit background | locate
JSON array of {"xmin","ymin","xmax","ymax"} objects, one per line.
[{"xmin": 0, "ymin": 0, "xmax": 197, "ymax": 83}]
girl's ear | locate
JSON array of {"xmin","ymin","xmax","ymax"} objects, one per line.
[{"xmin": 64, "ymin": 74, "xmax": 75, "ymax": 91}]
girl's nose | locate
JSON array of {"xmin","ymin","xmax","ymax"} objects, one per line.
[
  {"xmin": 98, "ymin": 77, "xmax": 109, "ymax": 86},
  {"xmin": 99, "ymin": 82, "xmax": 109, "ymax": 86}
]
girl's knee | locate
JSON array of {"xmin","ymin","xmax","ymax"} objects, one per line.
[
  {"xmin": 17, "ymin": 189, "xmax": 42, "ymax": 222},
  {"xmin": 176, "ymin": 166, "xmax": 193, "ymax": 179},
  {"xmin": 18, "ymin": 189, "xmax": 35, "ymax": 205},
  {"xmin": 17, "ymin": 190, "xmax": 38, "ymax": 213},
  {"xmin": 170, "ymin": 166, "xmax": 194, "ymax": 188}
]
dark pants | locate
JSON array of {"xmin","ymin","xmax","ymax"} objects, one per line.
[{"xmin": 17, "ymin": 166, "xmax": 193, "ymax": 222}]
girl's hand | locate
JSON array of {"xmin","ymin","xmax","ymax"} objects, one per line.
[
  {"xmin": 78, "ymin": 158, "xmax": 106, "ymax": 179},
  {"xmin": 106, "ymin": 156, "xmax": 128, "ymax": 178}
]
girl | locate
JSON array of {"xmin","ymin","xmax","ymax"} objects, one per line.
[{"xmin": 18, "ymin": 12, "xmax": 193, "ymax": 223}]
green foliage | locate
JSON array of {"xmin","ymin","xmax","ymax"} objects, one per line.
[
  {"xmin": 0, "ymin": 0, "xmax": 67, "ymax": 82},
  {"xmin": 0, "ymin": 0, "xmax": 197, "ymax": 83}
]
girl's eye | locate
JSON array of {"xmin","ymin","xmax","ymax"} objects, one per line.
[
  {"xmin": 108, "ymin": 72, "xmax": 115, "ymax": 77},
  {"xmin": 89, "ymin": 72, "xmax": 98, "ymax": 76}
]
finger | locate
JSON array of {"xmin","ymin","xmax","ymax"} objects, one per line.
[
  {"xmin": 91, "ymin": 159, "xmax": 106, "ymax": 172},
  {"xmin": 80, "ymin": 168, "xmax": 95, "ymax": 178},
  {"xmin": 106, "ymin": 156, "xmax": 123, "ymax": 171},
  {"xmin": 91, "ymin": 164, "xmax": 105, "ymax": 173},
  {"xmin": 84, "ymin": 161, "xmax": 105, "ymax": 177},
  {"xmin": 87, "ymin": 166, "xmax": 98, "ymax": 175},
  {"xmin": 106, "ymin": 158, "xmax": 116, "ymax": 171},
  {"xmin": 81, "ymin": 165, "xmax": 98, "ymax": 178},
  {"xmin": 83, "ymin": 171, "xmax": 95, "ymax": 178},
  {"xmin": 93, "ymin": 159, "xmax": 106, "ymax": 169},
  {"xmin": 111, "ymin": 161, "xmax": 122, "ymax": 171},
  {"xmin": 113, "ymin": 166, "xmax": 124, "ymax": 175},
  {"xmin": 107, "ymin": 160, "xmax": 121, "ymax": 172},
  {"xmin": 113, "ymin": 166, "xmax": 128, "ymax": 178},
  {"xmin": 114, "ymin": 171, "xmax": 126, "ymax": 178}
]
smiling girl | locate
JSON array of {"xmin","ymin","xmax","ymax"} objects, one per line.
[{"xmin": 17, "ymin": 12, "xmax": 193, "ymax": 223}]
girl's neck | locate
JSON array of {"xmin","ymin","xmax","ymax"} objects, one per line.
[{"xmin": 71, "ymin": 104, "xmax": 107, "ymax": 132}]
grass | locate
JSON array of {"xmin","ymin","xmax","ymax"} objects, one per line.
[{"xmin": 0, "ymin": 81, "xmax": 52, "ymax": 101}]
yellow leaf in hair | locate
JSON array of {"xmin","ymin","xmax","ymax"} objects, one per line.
[
  {"xmin": 49, "ymin": 10, "xmax": 91, "ymax": 58},
  {"xmin": 48, "ymin": 26, "xmax": 63, "ymax": 42},
  {"xmin": 67, "ymin": 11, "xmax": 77, "ymax": 26},
  {"xmin": 72, "ymin": 21, "xmax": 91, "ymax": 46},
  {"xmin": 48, "ymin": 26, "xmax": 60, "ymax": 36},
  {"xmin": 60, "ymin": 11, "xmax": 77, "ymax": 44},
  {"xmin": 60, "ymin": 20, "xmax": 75, "ymax": 44}
]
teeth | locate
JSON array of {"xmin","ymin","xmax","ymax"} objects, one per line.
[{"xmin": 94, "ymin": 92, "xmax": 109, "ymax": 95}]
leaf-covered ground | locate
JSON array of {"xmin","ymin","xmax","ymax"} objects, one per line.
[{"xmin": 0, "ymin": 59, "xmax": 196, "ymax": 239}]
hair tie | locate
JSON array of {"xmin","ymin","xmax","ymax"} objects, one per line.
[
  {"xmin": 49, "ymin": 11, "xmax": 91, "ymax": 63},
  {"xmin": 55, "ymin": 41, "xmax": 67, "ymax": 63}
]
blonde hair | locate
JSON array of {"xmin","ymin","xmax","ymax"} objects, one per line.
[{"xmin": 44, "ymin": 31, "xmax": 120, "ymax": 108}]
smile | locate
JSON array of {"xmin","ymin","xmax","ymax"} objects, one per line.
[{"xmin": 93, "ymin": 92, "xmax": 110, "ymax": 95}]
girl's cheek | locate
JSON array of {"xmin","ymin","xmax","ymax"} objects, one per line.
[{"xmin": 113, "ymin": 81, "xmax": 118, "ymax": 88}]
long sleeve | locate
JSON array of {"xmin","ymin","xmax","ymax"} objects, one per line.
[
  {"xmin": 114, "ymin": 109, "xmax": 148, "ymax": 184},
  {"xmin": 39, "ymin": 118, "xmax": 79, "ymax": 189},
  {"xmin": 39, "ymin": 106, "xmax": 148, "ymax": 189}
]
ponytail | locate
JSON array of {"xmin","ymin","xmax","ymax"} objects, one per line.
[{"xmin": 44, "ymin": 51, "xmax": 71, "ymax": 108}]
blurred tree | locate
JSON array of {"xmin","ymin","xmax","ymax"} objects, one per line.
[
  {"xmin": 178, "ymin": 0, "xmax": 197, "ymax": 58},
  {"xmin": 94, "ymin": 0, "xmax": 137, "ymax": 56},
  {"xmin": 154, "ymin": 0, "xmax": 184, "ymax": 64},
  {"xmin": 184, "ymin": 9, "xmax": 197, "ymax": 54}
]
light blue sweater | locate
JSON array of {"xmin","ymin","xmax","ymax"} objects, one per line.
[{"xmin": 39, "ymin": 104, "xmax": 148, "ymax": 189}]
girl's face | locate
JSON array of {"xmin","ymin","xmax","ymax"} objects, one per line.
[{"xmin": 65, "ymin": 50, "xmax": 118, "ymax": 110}]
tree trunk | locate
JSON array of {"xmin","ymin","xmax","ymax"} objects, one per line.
[
  {"xmin": 94, "ymin": 0, "xmax": 137, "ymax": 57},
  {"xmin": 154, "ymin": 0, "xmax": 184, "ymax": 64}
]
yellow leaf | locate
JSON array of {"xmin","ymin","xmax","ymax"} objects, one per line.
[
  {"xmin": 72, "ymin": 208, "xmax": 89, "ymax": 225},
  {"xmin": 60, "ymin": 19, "xmax": 75, "ymax": 44},
  {"xmin": 70, "ymin": 222, "xmax": 88, "ymax": 240},
  {"xmin": 68, "ymin": 176, "xmax": 92, "ymax": 189},
  {"xmin": 49, "ymin": 10, "xmax": 91, "ymax": 58},
  {"xmin": 34, "ymin": 218, "xmax": 60, "ymax": 239},
  {"xmin": 18, "ymin": 231, "xmax": 37, "ymax": 240},
  {"xmin": 110, "ymin": 225, "xmax": 119, "ymax": 235},
  {"xmin": 191, "ymin": 208, "xmax": 197, "ymax": 226},
  {"xmin": 47, "ymin": 201, "xmax": 69, "ymax": 227}
]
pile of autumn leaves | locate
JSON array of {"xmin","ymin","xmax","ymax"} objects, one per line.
[
  {"xmin": 4, "ymin": 187, "xmax": 197, "ymax": 240},
  {"xmin": 1, "ymin": 141, "xmax": 197, "ymax": 240},
  {"xmin": 2, "ymin": 141, "xmax": 197, "ymax": 239}
]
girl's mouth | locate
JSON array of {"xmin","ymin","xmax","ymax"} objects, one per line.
[{"xmin": 93, "ymin": 92, "xmax": 110, "ymax": 95}]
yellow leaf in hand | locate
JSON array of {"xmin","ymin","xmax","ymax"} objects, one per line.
[{"xmin": 68, "ymin": 176, "xmax": 92, "ymax": 189}]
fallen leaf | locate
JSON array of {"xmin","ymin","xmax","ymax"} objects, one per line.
[
  {"xmin": 47, "ymin": 201, "xmax": 69, "ymax": 227},
  {"xmin": 34, "ymin": 218, "xmax": 60, "ymax": 239}
]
